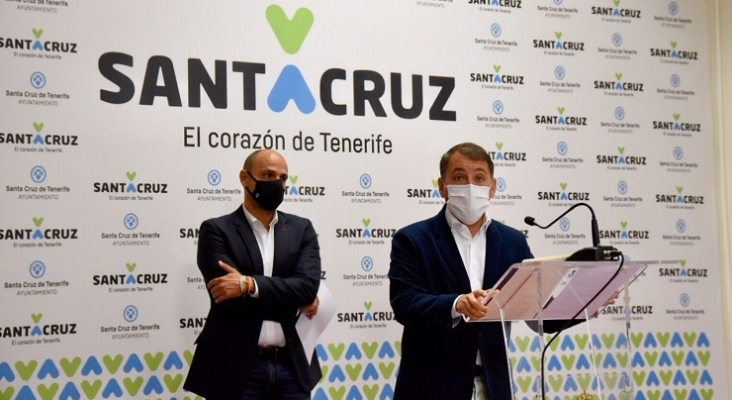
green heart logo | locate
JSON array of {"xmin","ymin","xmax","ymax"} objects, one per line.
[
  {"xmin": 15, "ymin": 360, "xmax": 38, "ymax": 380},
  {"xmin": 557, "ymin": 106, "xmax": 565, "ymax": 115},
  {"xmin": 81, "ymin": 380, "xmax": 102, "ymax": 399},
  {"xmin": 496, "ymin": 142, "xmax": 504, "ymax": 150},
  {"xmin": 615, "ymin": 352, "xmax": 629, "ymax": 368},
  {"xmin": 671, "ymin": 350, "xmax": 685, "ymax": 366},
  {"xmin": 265, "ymin": 5, "xmax": 314, "ymax": 55},
  {"xmin": 548, "ymin": 375, "xmax": 563, "ymax": 392},
  {"xmin": 32, "ymin": 28, "xmax": 43, "ymax": 38},
  {"xmin": 517, "ymin": 376, "xmax": 533, "ymax": 393},
  {"xmin": 645, "ymin": 351, "xmax": 658, "ymax": 366},
  {"xmin": 683, "ymin": 332, "xmax": 697, "ymax": 346},
  {"xmin": 328, "ymin": 343, "xmax": 345, "ymax": 360},
  {"xmin": 673, "ymin": 113, "xmax": 680, "ymax": 121},
  {"xmin": 289, "ymin": 175, "xmax": 299, "ymax": 184},
  {"xmin": 361, "ymin": 341, "xmax": 378, "ymax": 359},
  {"xmin": 328, "ymin": 386, "xmax": 346, "ymax": 400},
  {"xmin": 394, "ymin": 340, "xmax": 401, "ymax": 356},
  {"xmin": 680, "ymin": 259, "xmax": 687, "ymax": 267},
  {"xmin": 671, "ymin": 40, "xmax": 678, "ymax": 48},
  {"xmin": 345, "ymin": 364, "xmax": 362, "ymax": 381},
  {"xmin": 515, "ymin": 336, "xmax": 530, "ymax": 352},
  {"xmin": 674, "ymin": 389, "xmax": 688, "ymax": 399},
  {"xmin": 32, "ymin": 217, "xmax": 44, "ymax": 228},
  {"xmin": 615, "ymin": 72, "xmax": 623, "ymax": 81},
  {"xmin": 362, "ymin": 218, "xmax": 371, "ymax": 227},
  {"xmin": 617, "ymin": 146, "xmax": 625, "ymax": 154},
  {"xmin": 183, "ymin": 350, "xmax": 194, "ymax": 365},
  {"xmin": 549, "ymin": 335, "xmax": 560, "ymax": 351},
  {"xmin": 102, "ymin": 354, "xmax": 123, "ymax": 374},
  {"xmin": 633, "ymin": 370, "xmax": 646, "ymax": 386},
  {"xmin": 560, "ymin": 182, "xmax": 568, "ymax": 191},
  {"xmin": 675, "ymin": 186, "xmax": 683, "ymax": 194},
  {"xmin": 620, "ymin": 221, "xmax": 628, "ymax": 229},
  {"xmin": 363, "ymin": 384, "xmax": 379, "ymax": 400},
  {"xmin": 555, "ymin": 31, "xmax": 563, "ymax": 40},
  {"xmin": 363, "ymin": 301, "xmax": 372, "ymax": 311},
  {"xmin": 593, "ymin": 353, "xmax": 604, "ymax": 368},
  {"xmin": 164, "ymin": 374, "xmax": 183, "ymax": 392},
  {"xmin": 0, "ymin": 387, "xmax": 15, "ymax": 400},
  {"xmin": 126, "ymin": 172, "xmax": 136, "ymax": 181},
  {"xmin": 319, "ymin": 365, "xmax": 328, "ymax": 383},
  {"xmin": 657, "ymin": 332, "xmax": 670, "ymax": 347},
  {"xmin": 431, "ymin": 179, "xmax": 438, "ymax": 188},
  {"xmin": 33, "ymin": 122, "xmax": 44, "ymax": 132},
  {"xmin": 530, "ymin": 356, "xmax": 541, "ymax": 371},
  {"xmin": 613, "ymin": 0, "xmax": 621, "ymax": 6},
  {"xmin": 630, "ymin": 333, "xmax": 643, "ymax": 348},
  {"xmin": 686, "ymin": 369, "xmax": 700, "ymax": 384},
  {"xmin": 698, "ymin": 350, "xmax": 711, "ymax": 366},
  {"xmin": 126, "ymin": 263, "xmax": 137, "ymax": 272},
  {"xmin": 560, "ymin": 354, "xmax": 575, "ymax": 370},
  {"xmin": 604, "ymin": 373, "xmax": 619, "ymax": 390},
  {"xmin": 493, "ymin": 65, "xmax": 501, "ymax": 73},
  {"xmin": 659, "ymin": 370, "xmax": 673, "ymax": 385},
  {"xmin": 574, "ymin": 334, "xmax": 589, "ymax": 350},
  {"xmin": 378, "ymin": 362, "xmax": 395, "ymax": 379},
  {"xmin": 647, "ymin": 389, "xmax": 661, "ymax": 400},
  {"xmin": 60, "ymin": 357, "xmax": 81, "ymax": 377},
  {"xmin": 577, "ymin": 374, "xmax": 593, "ymax": 391},
  {"xmin": 144, "ymin": 352, "xmax": 164, "ymax": 371},
  {"xmin": 123, "ymin": 377, "xmax": 144, "ymax": 396},
  {"xmin": 701, "ymin": 388, "xmax": 714, "ymax": 400},
  {"xmin": 31, "ymin": 313, "xmax": 43, "ymax": 323},
  {"xmin": 37, "ymin": 383, "xmax": 59, "ymax": 400}
]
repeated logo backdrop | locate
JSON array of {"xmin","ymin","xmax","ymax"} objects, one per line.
[{"xmin": 0, "ymin": 1, "xmax": 727, "ymax": 399}]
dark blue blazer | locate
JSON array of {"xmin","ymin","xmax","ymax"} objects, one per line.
[
  {"xmin": 184, "ymin": 206, "xmax": 322, "ymax": 400},
  {"xmin": 389, "ymin": 206, "xmax": 532, "ymax": 400}
]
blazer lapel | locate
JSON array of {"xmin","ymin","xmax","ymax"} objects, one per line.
[
  {"xmin": 483, "ymin": 221, "xmax": 504, "ymax": 288},
  {"xmin": 434, "ymin": 207, "xmax": 472, "ymax": 293},
  {"xmin": 233, "ymin": 206, "xmax": 264, "ymax": 276}
]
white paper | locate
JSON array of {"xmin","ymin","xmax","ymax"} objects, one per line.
[{"xmin": 296, "ymin": 282, "xmax": 336, "ymax": 364}]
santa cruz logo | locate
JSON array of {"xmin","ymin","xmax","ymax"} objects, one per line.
[
  {"xmin": 596, "ymin": 146, "xmax": 647, "ymax": 169},
  {"xmin": 538, "ymin": 182, "xmax": 590, "ymax": 202},
  {"xmin": 468, "ymin": 0, "xmax": 522, "ymax": 9},
  {"xmin": 0, "ymin": 314, "xmax": 76, "ymax": 340},
  {"xmin": 0, "ymin": 217, "xmax": 78, "ymax": 241},
  {"xmin": 93, "ymin": 172, "xmax": 168, "ymax": 194},
  {"xmin": 535, "ymin": 106, "xmax": 588, "ymax": 128},
  {"xmin": 470, "ymin": 65, "xmax": 524, "ymax": 86},
  {"xmin": 284, "ymin": 175, "xmax": 326, "ymax": 197},
  {"xmin": 336, "ymin": 301, "xmax": 394, "ymax": 326},
  {"xmin": 650, "ymin": 41, "xmax": 698, "ymax": 61},
  {"xmin": 92, "ymin": 262, "xmax": 168, "ymax": 288},
  {"xmin": 0, "ymin": 28, "xmax": 78, "ymax": 56},
  {"xmin": 659, "ymin": 259, "xmax": 707, "ymax": 279},
  {"xmin": 652, "ymin": 113, "xmax": 701, "ymax": 134},
  {"xmin": 533, "ymin": 31, "xmax": 585, "ymax": 52},
  {"xmin": 593, "ymin": 73, "xmax": 644, "ymax": 93},
  {"xmin": 599, "ymin": 221, "xmax": 649, "ymax": 240},
  {"xmin": 406, "ymin": 180, "xmax": 440, "ymax": 199},
  {"xmin": 0, "ymin": 122, "xmax": 79, "ymax": 149},
  {"xmin": 591, "ymin": 0, "xmax": 641, "ymax": 18},
  {"xmin": 655, "ymin": 186, "xmax": 704, "ymax": 206},
  {"xmin": 490, "ymin": 142, "xmax": 527, "ymax": 163},
  {"xmin": 335, "ymin": 218, "xmax": 396, "ymax": 239}
]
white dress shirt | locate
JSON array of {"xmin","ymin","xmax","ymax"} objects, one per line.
[{"xmin": 243, "ymin": 207, "xmax": 287, "ymax": 347}]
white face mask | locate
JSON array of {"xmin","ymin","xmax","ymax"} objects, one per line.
[{"xmin": 446, "ymin": 184, "xmax": 491, "ymax": 225}]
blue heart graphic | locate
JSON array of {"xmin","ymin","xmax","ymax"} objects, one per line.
[
  {"xmin": 576, "ymin": 354, "xmax": 590, "ymax": 370},
  {"xmin": 592, "ymin": 334, "xmax": 603, "ymax": 350},
  {"xmin": 316, "ymin": 345, "xmax": 328, "ymax": 361},
  {"xmin": 379, "ymin": 384, "xmax": 394, "ymax": 400},
  {"xmin": 81, "ymin": 356, "xmax": 102, "ymax": 376},
  {"xmin": 508, "ymin": 340, "xmax": 516, "ymax": 353},
  {"xmin": 564, "ymin": 375, "xmax": 578, "ymax": 391},
  {"xmin": 102, "ymin": 378, "xmax": 123, "ymax": 397},
  {"xmin": 591, "ymin": 375, "xmax": 603, "ymax": 390},
  {"xmin": 378, "ymin": 342, "xmax": 395, "ymax": 359},
  {"xmin": 530, "ymin": 336, "xmax": 541, "ymax": 352},
  {"xmin": 345, "ymin": 343, "xmax": 362, "ymax": 360},
  {"xmin": 516, "ymin": 356, "xmax": 531, "ymax": 373},
  {"xmin": 363, "ymin": 363, "xmax": 378, "ymax": 380},
  {"xmin": 313, "ymin": 388, "xmax": 328, "ymax": 400},
  {"xmin": 164, "ymin": 351, "xmax": 184, "ymax": 370},
  {"xmin": 59, "ymin": 381, "xmax": 81, "ymax": 400},
  {"xmin": 38, "ymin": 359, "xmax": 59, "ymax": 379},
  {"xmin": 635, "ymin": 392, "xmax": 648, "ymax": 400},
  {"xmin": 661, "ymin": 390, "xmax": 674, "ymax": 400},
  {"xmin": 646, "ymin": 371, "xmax": 660, "ymax": 386},
  {"xmin": 632, "ymin": 352, "xmax": 645, "ymax": 367},
  {"xmin": 123, "ymin": 353, "xmax": 143, "ymax": 373},
  {"xmin": 700, "ymin": 370, "xmax": 713, "ymax": 385},
  {"xmin": 346, "ymin": 385, "xmax": 362, "ymax": 400},
  {"xmin": 0, "ymin": 362, "xmax": 16, "ymax": 382},
  {"xmin": 658, "ymin": 352, "xmax": 672, "ymax": 367},
  {"xmin": 267, "ymin": 65, "xmax": 315, "ymax": 114},
  {"xmin": 616, "ymin": 333, "xmax": 627, "ymax": 349},
  {"xmin": 688, "ymin": 389, "xmax": 702, "ymax": 400},
  {"xmin": 328, "ymin": 365, "xmax": 346, "ymax": 383},
  {"xmin": 673, "ymin": 370, "xmax": 686, "ymax": 385},
  {"xmin": 143, "ymin": 375, "xmax": 163, "ymax": 395},
  {"xmin": 670, "ymin": 333, "xmax": 684, "ymax": 347},
  {"xmin": 15, "ymin": 386, "xmax": 35, "ymax": 400},
  {"xmin": 686, "ymin": 351, "xmax": 699, "ymax": 366},
  {"xmin": 547, "ymin": 355, "xmax": 561, "ymax": 371},
  {"xmin": 644, "ymin": 333, "xmax": 658, "ymax": 348},
  {"xmin": 34, "ymin": 134, "xmax": 45, "ymax": 144},
  {"xmin": 698, "ymin": 333, "xmax": 710, "ymax": 347},
  {"xmin": 603, "ymin": 354, "xmax": 617, "ymax": 369},
  {"xmin": 31, "ymin": 326, "xmax": 42, "ymax": 335},
  {"xmin": 560, "ymin": 335, "xmax": 574, "ymax": 351}
]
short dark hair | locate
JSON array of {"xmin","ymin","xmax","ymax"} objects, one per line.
[
  {"xmin": 243, "ymin": 150, "xmax": 265, "ymax": 170},
  {"xmin": 439, "ymin": 142, "xmax": 494, "ymax": 178}
]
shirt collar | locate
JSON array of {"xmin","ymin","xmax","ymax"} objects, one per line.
[
  {"xmin": 444, "ymin": 207, "xmax": 491, "ymax": 234},
  {"xmin": 242, "ymin": 206, "xmax": 278, "ymax": 229}
]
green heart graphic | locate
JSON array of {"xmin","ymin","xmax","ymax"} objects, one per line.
[
  {"xmin": 265, "ymin": 5, "xmax": 314, "ymax": 55},
  {"xmin": 645, "ymin": 351, "xmax": 658, "ymax": 366},
  {"xmin": 289, "ymin": 176, "xmax": 299, "ymax": 184},
  {"xmin": 378, "ymin": 362, "xmax": 395, "ymax": 379},
  {"xmin": 16, "ymin": 360, "xmax": 38, "ymax": 380},
  {"xmin": 631, "ymin": 332, "xmax": 643, "ymax": 348},
  {"xmin": 673, "ymin": 113, "xmax": 680, "ymax": 121},
  {"xmin": 363, "ymin": 301, "xmax": 372, "ymax": 311},
  {"xmin": 613, "ymin": 0, "xmax": 621, "ymax": 6},
  {"xmin": 493, "ymin": 65, "xmax": 501, "ymax": 73},
  {"xmin": 680, "ymin": 259, "xmax": 687, "ymax": 267},
  {"xmin": 560, "ymin": 354, "xmax": 575, "ymax": 370},
  {"xmin": 683, "ymin": 332, "xmax": 696, "ymax": 346},
  {"xmin": 102, "ymin": 354, "xmax": 123, "ymax": 374},
  {"xmin": 32, "ymin": 217, "xmax": 44, "ymax": 228},
  {"xmin": 394, "ymin": 340, "xmax": 401, "ymax": 356},
  {"xmin": 620, "ymin": 221, "xmax": 628, "ymax": 229},
  {"xmin": 319, "ymin": 365, "xmax": 328, "ymax": 383},
  {"xmin": 363, "ymin": 384, "xmax": 379, "ymax": 400},
  {"xmin": 515, "ymin": 336, "xmax": 530, "ymax": 352},
  {"xmin": 555, "ymin": 31, "xmax": 563, "ymax": 40},
  {"xmin": 671, "ymin": 40, "xmax": 678, "ymax": 48},
  {"xmin": 676, "ymin": 186, "xmax": 684, "ymax": 194},
  {"xmin": 698, "ymin": 351, "xmax": 711, "ymax": 366},
  {"xmin": 361, "ymin": 341, "xmax": 378, "ymax": 359},
  {"xmin": 577, "ymin": 374, "xmax": 592, "ymax": 391},
  {"xmin": 32, "ymin": 28, "xmax": 43, "ymax": 38},
  {"xmin": 701, "ymin": 388, "xmax": 714, "ymax": 400},
  {"xmin": 618, "ymin": 146, "xmax": 625, "ymax": 154},
  {"xmin": 620, "ymin": 391, "xmax": 633, "ymax": 400},
  {"xmin": 557, "ymin": 106, "xmax": 565, "ymax": 115},
  {"xmin": 126, "ymin": 172, "xmax": 136, "ymax": 181},
  {"xmin": 81, "ymin": 380, "xmax": 102, "ymax": 399},
  {"xmin": 183, "ymin": 350, "xmax": 194, "ymax": 365},
  {"xmin": 548, "ymin": 375, "xmax": 563, "ymax": 392},
  {"xmin": 517, "ymin": 376, "xmax": 533, "ymax": 393},
  {"xmin": 647, "ymin": 389, "xmax": 661, "ymax": 400},
  {"xmin": 671, "ymin": 350, "xmax": 685, "ymax": 366},
  {"xmin": 530, "ymin": 356, "xmax": 541, "ymax": 371},
  {"xmin": 123, "ymin": 377, "xmax": 144, "ymax": 396},
  {"xmin": 674, "ymin": 389, "xmax": 688, "ymax": 399},
  {"xmin": 686, "ymin": 369, "xmax": 700, "ymax": 384},
  {"xmin": 362, "ymin": 218, "xmax": 371, "ymax": 227},
  {"xmin": 615, "ymin": 72, "xmax": 623, "ymax": 81},
  {"xmin": 659, "ymin": 370, "xmax": 673, "ymax": 385},
  {"xmin": 549, "ymin": 335, "xmax": 560, "ymax": 351},
  {"xmin": 601, "ymin": 333, "xmax": 616, "ymax": 349},
  {"xmin": 431, "ymin": 179, "xmax": 438, "ymax": 188},
  {"xmin": 144, "ymin": 352, "xmax": 164, "ymax": 371},
  {"xmin": 593, "ymin": 353, "xmax": 603, "ymax": 368},
  {"xmin": 31, "ymin": 313, "xmax": 43, "ymax": 323},
  {"xmin": 328, "ymin": 386, "xmax": 346, "ymax": 400},
  {"xmin": 604, "ymin": 373, "xmax": 618, "ymax": 390},
  {"xmin": 633, "ymin": 370, "xmax": 646, "ymax": 386},
  {"xmin": 328, "ymin": 343, "xmax": 345, "ymax": 360},
  {"xmin": 573, "ymin": 334, "xmax": 589, "ymax": 350},
  {"xmin": 164, "ymin": 374, "xmax": 183, "ymax": 392},
  {"xmin": 559, "ymin": 182, "xmax": 568, "ymax": 191},
  {"xmin": 496, "ymin": 142, "xmax": 504, "ymax": 150},
  {"xmin": 616, "ymin": 352, "xmax": 628, "ymax": 368},
  {"xmin": 37, "ymin": 383, "xmax": 59, "ymax": 400},
  {"xmin": 60, "ymin": 357, "xmax": 81, "ymax": 377},
  {"xmin": 657, "ymin": 332, "xmax": 671, "ymax": 347},
  {"xmin": 345, "ymin": 364, "xmax": 362, "ymax": 381},
  {"xmin": 126, "ymin": 263, "xmax": 137, "ymax": 272},
  {"xmin": 33, "ymin": 122, "xmax": 44, "ymax": 132},
  {"xmin": 0, "ymin": 388, "xmax": 15, "ymax": 400}
]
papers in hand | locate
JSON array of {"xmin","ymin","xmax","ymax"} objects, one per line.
[{"xmin": 296, "ymin": 282, "xmax": 336, "ymax": 364}]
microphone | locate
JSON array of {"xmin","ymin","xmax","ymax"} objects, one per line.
[{"xmin": 524, "ymin": 202, "xmax": 618, "ymax": 261}]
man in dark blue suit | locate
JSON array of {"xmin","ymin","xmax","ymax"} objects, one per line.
[
  {"xmin": 389, "ymin": 142, "xmax": 532, "ymax": 400},
  {"xmin": 184, "ymin": 149, "xmax": 322, "ymax": 400}
]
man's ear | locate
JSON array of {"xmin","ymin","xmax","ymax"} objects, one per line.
[
  {"xmin": 437, "ymin": 177, "xmax": 448, "ymax": 200},
  {"xmin": 489, "ymin": 177, "xmax": 497, "ymax": 199},
  {"xmin": 239, "ymin": 170, "xmax": 247, "ymax": 186}
]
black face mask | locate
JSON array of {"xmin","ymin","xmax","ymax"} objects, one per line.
[{"xmin": 245, "ymin": 172, "xmax": 285, "ymax": 211}]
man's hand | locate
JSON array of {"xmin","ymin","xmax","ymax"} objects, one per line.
[
  {"xmin": 298, "ymin": 297, "xmax": 320, "ymax": 319},
  {"xmin": 207, "ymin": 261, "xmax": 243, "ymax": 303},
  {"xmin": 456, "ymin": 289, "xmax": 499, "ymax": 320}
]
